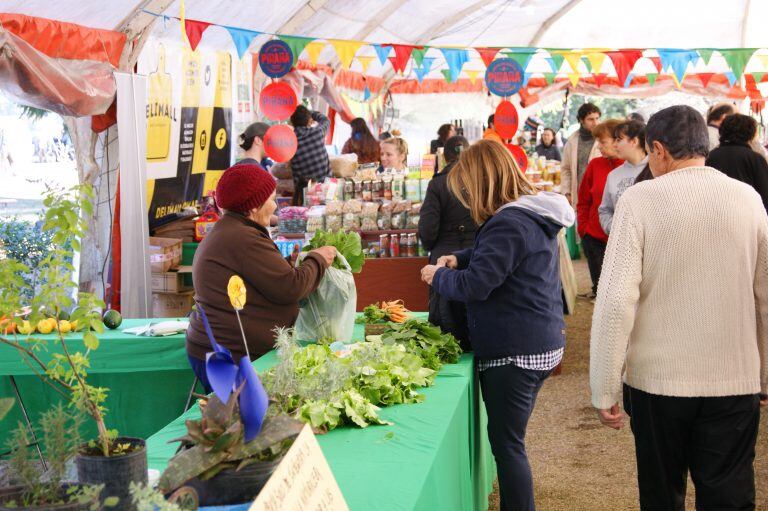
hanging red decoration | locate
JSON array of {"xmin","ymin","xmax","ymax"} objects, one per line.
[
  {"xmin": 505, "ymin": 144, "xmax": 528, "ymax": 173},
  {"xmin": 605, "ymin": 50, "xmax": 643, "ymax": 87},
  {"xmin": 494, "ymin": 100, "xmax": 519, "ymax": 139},
  {"xmin": 263, "ymin": 124, "xmax": 298, "ymax": 162},
  {"xmin": 476, "ymin": 48, "xmax": 501, "ymax": 68},
  {"xmin": 184, "ymin": 19, "xmax": 212, "ymax": 51},
  {"xmin": 385, "ymin": 44, "xmax": 418, "ymax": 73},
  {"xmin": 259, "ymin": 82, "xmax": 297, "ymax": 121}
]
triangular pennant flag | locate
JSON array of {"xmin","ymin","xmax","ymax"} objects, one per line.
[
  {"xmin": 476, "ymin": 47, "xmax": 501, "ymax": 68},
  {"xmin": 304, "ymin": 41, "xmax": 325, "ymax": 65},
  {"xmin": 545, "ymin": 58, "xmax": 559, "ymax": 73},
  {"xmin": 586, "ymin": 52, "xmax": 607, "ymax": 74},
  {"xmin": 546, "ymin": 51, "xmax": 565, "ymax": 73},
  {"xmin": 413, "ymin": 57, "xmax": 435, "ymax": 83},
  {"xmin": 357, "ymin": 56, "xmax": 374, "ymax": 74},
  {"xmin": 522, "ymin": 73, "xmax": 532, "ymax": 87},
  {"xmin": 593, "ymin": 73, "xmax": 607, "ymax": 88},
  {"xmin": 279, "ymin": 35, "xmax": 313, "ymax": 65},
  {"xmin": 465, "ymin": 69, "xmax": 480, "ymax": 85},
  {"xmin": 752, "ymin": 71, "xmax": 765, "ymax": 83},
  {"xmin": 363, "ymin": 86, "xmax": 371, "ymax": 101},
  {"xmin": 411, "ymin": 47, "xmax": 429, "ymax": 67},
  {"xmin": 624, "ymin": 73, "xmax": 634, "ymax": 88},
  {"xmin": 757, "ymin": 54, "xmax": 768, "ymax": 70},
  {"xmin": 657, "ymin": 49, "xmax": 698, "ymax": 83},
  {"xmin": 184, "ymin": 19, "xmax": 212, "ymax": 52},
  {"xmin": 441, "ymin": 69, "xmax": 454, "ymax": 84},
  {"xmin": 331, "ymin": 40, "xmax": 363, "ymax": 69},
  {"xmin": 568, "ymin": 73, "xmax": 580, "ymax": 88},
  {"xmin": 649, "ymin": 56, "xmax": 662, "ymax": 72},
  {"xmin": 385, "ymin": 44, "xmax": 417, "ymax": 73},
  {"xmin": 719, "ymin": 48, "xmax": 757, "ymax": 81},
  {"xmin": 440, "ymin": 48, "xmax": 469, "ymax": 82},
  {"xmin": 698, "ymin": 48, "xmax": 715, "ymax": 66},
  {"xmin": 697, "ymin": 73, "xmax": 715, "ymax": 88},
  {"xmin": 582, "ymin": 57, "xmax": 593, "ymax": 73},
  {"xmin": 671, "ymin": 73, "xmax": 683, "ymax": 89},
  {"xmin": 225, "ymin": 27, "xmax": 260, "ymax": 59},
  {"xmin": 373, "ymin": 44, "xmax": 391, "ymax": 65},
  {"xmin": 544, "ymin": 73, "xmax": 557, "ymax": 85},
  {"xmin": 504, "ymin": 50, "xmax": 537, "ymax": 72},
  {"xmin": 646, "ymin": 73, "xmax": 658, "ymax": 86},
  {"xmin": 606, "ymin": 50, "xmax": 643, "ymax": 87},
  {"xmin": 561, "ymin": 51, "xmax": 584, "ymax": 74},
  {"xmin": 725, "ymin": 71, "xmax": 737, "ymax": 86}
]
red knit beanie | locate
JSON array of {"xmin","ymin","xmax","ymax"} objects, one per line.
[{"xmin": 215, "ymin": 163, "xmax": 276, "ymax": 213}]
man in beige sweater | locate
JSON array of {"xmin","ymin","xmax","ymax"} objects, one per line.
[{"xmin": 590, "ymin": 105, "xmax": 768, "ymax": 511}]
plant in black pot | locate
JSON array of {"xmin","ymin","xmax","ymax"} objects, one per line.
[
  {"xmin": 1, "ymin": 404, "xmax": 107, "ymax": 511},
  {"xmin": 0, "ymin": 186, "xmax": 147, "ymax": 510}
]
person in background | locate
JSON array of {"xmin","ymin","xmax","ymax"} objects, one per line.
[
  {"xmin": 598, "ymin": 121, "xmax": 648, "ymax": 236},
  {"xmin": 379, "ymin": 137, "xmax": 408, "ymax": 172},
  {"xmin": 561, "ymin": 103, "xmax": 602, "ymax": 206},
  {"xmin": 289, "ymin": 105, "xmax": 331, "ymax": 206},
  {"xmin": 186, "ymin": 163, "xmax": 337, "ymax": 392},
  {"xmin": 627, "ymin": 112, "xmax": 645, "ymax": 124},
  {"xmin": 590, "ymin": 105, "xmax": 768, "ymax": 511},
  {"xmin": 420, "ymin": 139, "xmax": 574, "ymax": 511},
  {"xmin": 535, "ymin": 128, "xmax": 562, "ymax": 161},
  {"xmin": 706, "ymin": 103, "xmax": 736, "ymax": 151},
  {"xmin": 576, "ymin": 119, "xmax": 624, "ymax": 300},
  {"xmin": 430, "ymin": 123, "xmax": 456, "ymax": 155},
  {"xmin": 483, "ymin": 114, "xmax": 504, "ymax": 143},
  {"xmin": 341, "ymin": 117, "xmax": 381, "ymax": 165},
  {"xmin": 706, "ymin": 113, "xmax": 768, "ymax": 213},
  {"xmin": 418, "ymin": 135, "xmax": 475, "ymax": 349},
  {"xmin": 378, "ymin": 131, "xmax": 393, "ymax": 141},
  {"xmin": 237, "ymin": 122, "xmax": 270, "ymax": 167}
]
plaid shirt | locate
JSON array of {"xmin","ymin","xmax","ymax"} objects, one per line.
[
  {"xmin": 477, "ymin": 348, "xmax": 564, "ymax": 372},
  {"xmin": 291, "ymin": 112, "xmax": 331, "ymax": 183}
]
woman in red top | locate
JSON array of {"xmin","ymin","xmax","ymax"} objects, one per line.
[{"xmin": 577, "ymin": 119, "xmax": 624, "ymax": 298}]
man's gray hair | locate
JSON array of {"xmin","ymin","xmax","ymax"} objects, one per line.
[{"xmin": 645, "ymin": 105, "xmax": 710, "ymax": 159}]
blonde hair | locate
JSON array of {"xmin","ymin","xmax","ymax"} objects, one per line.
[
  {"xmin": 592, "ymin": 119, "xmax": 623, "ymax": 139},
  {"xmin": 381, "ymin": 137, "xmax": 408, "ymax": 165},
  {"xmin": 448, "ymin": 139, "xmax": 536, "ymax": 225}
]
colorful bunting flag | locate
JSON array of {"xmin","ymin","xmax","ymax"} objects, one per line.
[
  {"xmin": 719, "ymin": 48, "xmax": 756, "ymax": 81},
  {"xmin": 582, "ymin": 57, "xmax": 593, "ymax": 73},
  {"xmin": 561, "ymin": 51, "xmax": 584, "ymax": 74},
  {"xmin": 544, "ymin": 73, "xmax": 557, "ymax": 85},
  {"xmin": 546, "ymin": 50, "xmax": 565, "ymax": 73},
  {"xmin": 698, "ymin": 48, "xmax": 715, "ymax": 66},
  {"xmin": 412, "ymin": 47, "xmax": 429, "ymax": 67},
  {"xmin": 465, "ymin": 69, "xmax": 480, "ymax": 85},
  {"xmin": 624, "ymin": 73, "xmax": 634, "ymax": 88},
  {"xmin": 568, "ymin": 73, "xmax": 580, "ymax": 88},
  {"xmin": 657, "ymin": 49, "xmax": 698, "ymax": 83},
  {"xmin": 363, "ymin": 86, "xmax": 371, "ymax": 101},
  {"xmin": 725, "ymin": 71, "xmax": 737, "ymax": 86},
  {"xmin": 373, "ymin": 44, "xmax": 391, "ymax": 65},
  {"xmin": 671, "ymin": 73, "xmax": 683, "ymax": 89},
  {"xmin": 279, "ymin": 35, "xmax": 313, "ymax": 65},
  {"xmin": 649, "ymin": 56, "xmax": 662, "ymax": 73},
  {"xmin": 504, "ymin": 49, "xmax": 537, "ymax": 73},
  {"xmin": 697, "ymin": 73, "xmax": 714, "ymax": 88},
  {"xmin": 522, "ymin": 73, "xmax": 532, "ymax": 87},
  {"xmin": 757, "ymin": 54, "xmax": 768, "ymax": 70},
  {"xmin": 586, "ymin": 52, "xmax": 607, "ymax": 74},
  {"xmin": 752, "ymin": 72, "xmax": 765, "ymax": 83},
  {"xmin": 476, "ymin": 48, "xmax": 501, "ymax": 68},
  {"xmin": 331, "ymin": 40, "xmax": 363, "ymax": 69},
  {"xmin": 646, "ymin": 73, "xmax": 658, "ymax": 86},
  {"xmin": 303, "ymin": 41, "xmax": 325, "ymax": 65},
  {"xmin": 385, "ymin": 44, "xmax": 418, "ymax": 73},
  {"xmin": 441, "ymin": 69, "xmax": 454, "ymax": 83},
  {"xmin": 184, "ymin": 19, "xmax": 212, "ymax": 51},
  {"xmin": 225, "ymin": 27, "xmax": 261, "ymax": 59},
  {"xmin": 605, "ymin": 50, "xmax": 643, "ymax": 87},
  {"xmin": 441, "ymin": 48, "xmax": 469, "ymax": 82},
  {"xmin": 593, "ymin": 73, "xmax": 607, "ymax": 88},
  {"xmin": 413, "ymin": 57, "xmax": 435, "ymax": 83},
  {"xmin": 357, "ymin": 56, "xmax": 374, "ymax": 74}
]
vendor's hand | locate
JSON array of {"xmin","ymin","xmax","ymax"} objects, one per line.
[
  {"xmin": 436, "ymin": 255, "xmax": 458, "ymax": 269},
  {"xmin": 420, "ymin": 264, "xmax": 441, "ymax": 286},
  {"xmin": 597, "ymin": 403, "xmax": 625, "ymax": 430},
  {"xmin": 310, "ymin": 246, "xmax": 337, "ymax": 267}
]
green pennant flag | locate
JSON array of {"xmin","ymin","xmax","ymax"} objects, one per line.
[
  {"xmin": 698, "ymin": 48, "xmax": 715, "ymax": 66},
  {"xmin": 546, "ymin": 50, "xmax": 565, "ymax": 73},
  {"xmin": 752, "ymin": 71, "xmax": 765, "ymax": 83},
  {"xmin": 646, "ymin": 73, "xmax": 658, "ymax": 86},
  {"xmin": 582, "ymin": 57, "xmax": 593, "ymax": 73},
  {"xmin": 441, "ymin": 69, "xmax": 454, "ymax": 83},
  {"xmin": 544, "ymin": 73, "xmax": 557, "ymax": 85},
  {"xmin": 278, "ymin": 35, "xmax": 313, "ymax": 65},
  {"xmin": 504, "ymin": 50, "xmax": 536, "ymax": 72},
  {"xmin": 719, "ymin": 48, "xmax": 757, "ymax": 81},
  {"xmin": 412, "ymin": 47, "xmax": 429, "ymax": 67}
]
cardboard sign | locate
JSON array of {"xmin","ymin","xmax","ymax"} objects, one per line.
[
  {"xmin": 505, "ymin": 143, "xmax": 529, "ymax": 173},
  {"xmin": 259, "ymin": 40, "xmax": 293, "ymax": 78},
  {"xmin": 494, "ymin": 100, "xmax": 519, "ymax": 139},
  {"xmin": 250, "ymin": 424, "xmax": 348, "ymax": 511},
  {"xmin": 264, "ymin": 124, "xmax": 298, "ymax": 163},
  {"xmin": 259, "ymin": 82, "xmax": 297, "ymax": 121},
  {"xmin": 485, "ymin": 58, "xmax": 524, "ymax": 97}
]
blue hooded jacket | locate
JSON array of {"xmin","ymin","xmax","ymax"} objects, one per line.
[{"xmin": 431, "ymin": 192, "xmax": 575, "ymax": 360}]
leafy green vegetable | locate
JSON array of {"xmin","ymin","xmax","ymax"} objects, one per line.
[
  {"xmin": 356, "ymin": 304, "xmax": 388, "ymax": 324},
  {"xmin": 303, "ymin": 230, "xmax": 365, "ymax": 273},
  {"xmin": 381, "ymin": 319, "xmax": 463, "ymax": 370}
]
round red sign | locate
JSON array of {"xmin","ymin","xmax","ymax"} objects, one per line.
[
  {"xmin": 259, "ymin": 82, "xmax": 297, "ymax": 121},
  {"xmin": 505, "ymin": 143, "xmax": 528, "ymax": 173},
  {"xmin": 264, "ymin": 124, "xmax": 298, "ymax": 163},
  {"xmin": 494, "ymin": 100, "xmax": 519, "ymax": 139}
]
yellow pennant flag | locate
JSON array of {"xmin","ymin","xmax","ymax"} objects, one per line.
[
  {"xmin": 465, "ymin": 70, "xmax": 480, "ymax": 84},
  {"xmin": 330, "ymin": 40, "xmax": 364, "ymax": 69},
  {"xmin": 671, "ymin": 73, "xmax": 683, "ymax": 89},
  {"xmin": 357, "ymin": 56, "xmax": 375, "ymax": 74},
  {"xmin": 561, "ymin": 51, "xmax": 584, "ymax": 74},
  {"xmin": 756, "ymin": 54, "xmax": 768, "ymax": 70},
  {"xmin": 304, "ymin": 41, "xmax": 326, "ymax": 65},
  {"xmin": 568, "ymin": 73, "xmax": 580, "ymax": 88},
  {"xmin": 586, "ymin": 52, "xmax": 607, "ymax": 74}
]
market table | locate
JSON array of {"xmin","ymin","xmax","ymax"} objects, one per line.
[
  {"xmin": 146, "ymin": 321, "xmax": 497, "ymax": 511},
  {"xmin": 0, "ymin": 318, "xmax": 195, "ymax": 443}
]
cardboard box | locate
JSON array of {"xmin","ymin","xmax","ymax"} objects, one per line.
[
  {"xmin": 152, "ymin": 291, "xmax": 194, "ymax": 318},
  {"xmin": 151, "ymin": 268, "xmax": 192, "ymax": 293},
  {"xmin": 149, "ymin": 237, "xmax": 182, "ymax": 273}
]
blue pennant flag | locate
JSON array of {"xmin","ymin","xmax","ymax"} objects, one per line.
[
  {"xmin": 523, "ymin": 73, "xmax": 532, "ymax": 87},
  {"xmin": 373, "ymin": 44, "xmax": 392, "ymax": 65},
  {"xmin": 440, "ymin": 48, "xmax": 469, "ymax": 82},
  {"xmin": 624, "ymin": 72, "xmax": 634, "ymax": 88},
  {"xmin": 657, "ymin": 49, "xmax": 698, "ymax": 83},
  {"xmin": 725, "ymin": 71, "xmax": 737, "ymax": 86},
  {"xmin": 545, "ymin": 57, "xmax": 560, "ymax": 73},
  {"xmin": 225, "ymin": 26, "xmax": 261, "ymax": 59},
  {"xmin": 198, "ymin": 304, "xmax": 269, "ymax": 441},
  {"xmin": 363, "ymin": 86, "xmax": 371, "ymax": 101},
  {"xmin": 414, "ymin": 57, "xmax": 435, "ymax": 83}
]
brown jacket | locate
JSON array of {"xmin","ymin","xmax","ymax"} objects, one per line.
[{"xmin": 186, "ymin": 212, "xmax": 326, "ymax": 362}]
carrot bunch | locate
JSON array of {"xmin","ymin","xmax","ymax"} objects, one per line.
[{"xmin": 380, "ymin": 300, "xmax": 410, "ymax": 323}]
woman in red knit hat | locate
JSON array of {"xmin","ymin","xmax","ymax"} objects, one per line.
[{"xmin": 185, "ymin": 163, "xmax": 336, "ymax": 392}]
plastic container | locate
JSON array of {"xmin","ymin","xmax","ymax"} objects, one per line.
[{"xmin": 76, "ymin": 437, "xmax": 147, "ymax": 511}]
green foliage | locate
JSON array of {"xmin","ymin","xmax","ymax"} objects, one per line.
[
  {"xmin": 130, "ymin": 483, "xmax": 197, "ymax": 510},
  {"xmin": 303, "ymin": 229, "xmax": 365, "ymax": 273},
  {"xmin": 381, "ymin": 319, "xmax": 463, "ymax": 371},
  {"xmin": 536, "ymin": 94, "xmax": 639, "ymax": 133},
  {"xmin": 357, "ymin": 303, "xmax": 388, "ymax": 324},
  {"xmin": 0, "ymin": 217, "xmax": 59, "ymax": 301}
]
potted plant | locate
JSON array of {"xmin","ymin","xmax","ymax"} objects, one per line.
[
  {"xmin": 0, "ymin": 404, "xmax": 106, "ymax": 510},
  {"xmin": 0, "ymin": 186, "xmax": 147, "ymax": 510}
]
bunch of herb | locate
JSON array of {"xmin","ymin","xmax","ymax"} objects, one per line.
[
  {"xmin": 381, "ymin": 319, "xmax": 463, "ymax": 370},
  {"xmin": 302, "ymin": 229, "xmax": 365, "ymax": 273}
]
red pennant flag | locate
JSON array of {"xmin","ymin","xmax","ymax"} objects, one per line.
[
  {"xmin": 606, "ymin": 50, "xmax": 643, "ymax": 87},
  {"xmin": 385, "ymin": 44, "xmax": 418, "ymax": 73},
  {"xmin": 185, "ymin": 19, "xmax": 212, "ymax": 51},
  {"xmin": 697, "ymin": 73, "xmax": 715, "ymax": 88},
  {"xmin": 477, "ymin": 47, "xmax": 501, "ymax": 68},
  {"xmin": 593, "ymin": 73, "xmax": 607, "ymax": 88},
  {"xmin": 649, "ymin": 56, "xmax": 662, "ymax": 72},
  {"xmin": 387, "ymin": 56, "xmax": 404, "ymax": 74}
]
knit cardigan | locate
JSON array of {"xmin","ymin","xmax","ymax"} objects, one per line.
[
  {"xmin": 560, "ymin": 130, "xmax": 601, "ymax": 207},
  {"xmin": 590, "ymin": 167, "xmax": 768, "ymax": 408}
]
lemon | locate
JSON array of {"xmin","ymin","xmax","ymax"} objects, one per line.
[
  {"xmin": 58, "ymin": 320, "xmax": 72, "ymax": 334},
  {"xmin": 17, "ymin": 320, "xmax": 34, "ymax": 335},
  {"xmin": 37, "ymin": 319, "xmax": 54, "ymax": 334}
]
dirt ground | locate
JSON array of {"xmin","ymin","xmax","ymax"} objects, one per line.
[{"xmin": 487, "ymin": 258, "xmax": 767, "ymax": 511}]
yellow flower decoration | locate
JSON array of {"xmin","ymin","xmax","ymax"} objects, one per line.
[{"xmin": 227, "ymin": 275, "xmax": 247, "ymax": 310}]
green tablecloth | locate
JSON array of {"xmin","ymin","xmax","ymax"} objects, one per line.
[
  {"xmin": 146, "ymin": 321, "xmax": 496, "ymax": 511},
  {"xmin": 0, "ymin": 319, "xmax": 195, "ymax": 442}
]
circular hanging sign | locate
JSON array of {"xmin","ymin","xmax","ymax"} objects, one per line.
[
  {"xmin": 485, "ymin": 58, "xmax": 524, "ymax": 97},
  {"xmin": 259, "ymin": 82, "xmax": 297, "ymax": 121},
  {"xmin": 263, "ymin": 124, "xmax": 298, "ymax": 163},
  {"xmin": 505, "ymin": 143, "xmax": 528, "ymax": 173},
  {"xmin": 494, "ymin": 100, "xmax": 519, "ymax": 139},
  {"xmin": 258, "ymin": 40, "xmax": 293, "ymax": 78}
]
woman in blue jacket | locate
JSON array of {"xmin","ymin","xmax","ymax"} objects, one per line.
[{"xmin": 421, "ymin": 139, "xmax": 574, "ymax": 511}]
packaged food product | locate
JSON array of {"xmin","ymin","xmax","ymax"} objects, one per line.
[
  {"xmin": 391, "ymin": 211, "xmax": 408, "ymax": 229},
  {"xmin": 405, "ymin": 179, "xmax": 420, "ymax": 201},
  {"xmin": 278, "ymin": 207, "xmax": 308, "ymax": 233},
  {"xmin": 326, "ymin": 200, "xmax": 343, "ymax": 215},
  {"xmin": 325, "ymin": 214, "xmax": 342, "ymax": 231},
  {"xmin": 343, "ymin": 212, "xmax": 361, "ymax": 230},
  {"xmin": 306, "ymin": 206, "xmax": 326, "ymax": 233},
  {"xmin": 343, "ymin": 199, "xmax": 363, "ymax": 214},
  {"xmin": 377, "ymin": 213, "xmax": 392, "ymax": 230}
]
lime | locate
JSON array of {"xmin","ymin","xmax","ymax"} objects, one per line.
[{"xmin": 102, "ymin": 310, "xmax": 122, "ymax": 330}]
